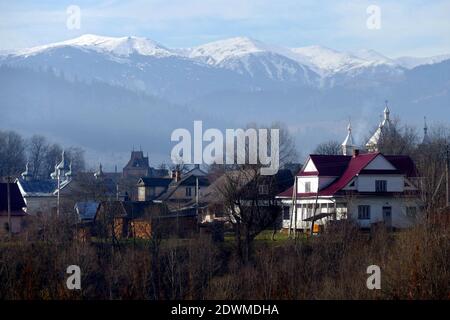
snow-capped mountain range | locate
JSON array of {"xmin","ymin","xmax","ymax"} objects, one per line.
[
  {"xmin": 1, "ymin": 34, "xmax": 450, "ymax": 165},
  {"xmin": 14, "ymin": 34, "xmax": 175, "ymax": 58},
  {"xmin": 3, "ymin": 34, "xmax": 450, "ymax": 91}
]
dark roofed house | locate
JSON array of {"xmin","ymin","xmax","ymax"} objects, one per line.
[
  {"xmin": 199, "ymin": 169, "xmax": 294, "ymax": 225},
  {"xmin": 137, "ymin": 177, "xmax": 173, "ymax": 201},
  {"xmin": 16, "ymin": 178, "xmax": 57, "ymax": 216},
  {"xmin": 0, "ymin": 182, "xmax": 28, "ymax": 234},
  {"xmin": 123, "ymin": 151, "xmax": 150, "ymax": 178},
  {"xmin": 95, "ymin": 200, "xmax": 196, "ymax": 239},
  {"xmin": 156, "ymin": 167, "xmax": 210, "ymax": 210},
  {"xmin": 74, "ymin": 201, "xmax": 100, "ymax": 242},
  {"xmin": 75, "ymin": 201, "xmax": 100, "ymax": 222}
]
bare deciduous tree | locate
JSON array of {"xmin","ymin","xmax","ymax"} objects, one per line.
[
  {"xmin": 0, "ymin": 130, "xmax": 26, "ymax": 177},
  {"xmin": 26, "ymin": 135, "xmax": 49, "ymax": 179},
  {"xmin": 313, "ymin": 140, "xmax": 342, "ymax": 155},
  {"xmin": 375, "ymin": 118, "xmax": 418, "ymax": 155}
]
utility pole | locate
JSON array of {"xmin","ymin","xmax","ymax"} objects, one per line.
[
  {"xmin": 288, "ymin": 178, "xmax": 296, "ymax": 238},
  {"xmin": 310, "ymin": 193, "xmax": 319, "ymax": 237},
  {"xmin": 196, "ymin": 176, "xmax": 199, "ymax": 218},
  {"xmin": 57, "ymin": 169, "xmax": 60, "ymax": 217},
  {"xmin": 293, "ymin": 180, "xmax": 297, "ymax": 239},
  {"xmin": 446, "ymin": 145, "xmax": 449, "ymax": 207},
  {"xmin": 6, "ymin": 176, "xmax": 12, "ymax": 238}
]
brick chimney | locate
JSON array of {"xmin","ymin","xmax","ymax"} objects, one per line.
[{"xmin": 171, "ymin": 169, "xmax": 181, "ymax": 182}]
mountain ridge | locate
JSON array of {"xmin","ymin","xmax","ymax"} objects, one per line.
[
  {"xmin": 5, "ymin": 34, "xmax": 450, "ymax": 74},
  {"xmin": 1, "ymin": 34, "xmax": 449, "ymax": 166}
]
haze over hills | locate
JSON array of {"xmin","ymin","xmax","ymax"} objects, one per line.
[{"xmin": 1, "ymin": 34, "xmax": 449, "ymax": 168}]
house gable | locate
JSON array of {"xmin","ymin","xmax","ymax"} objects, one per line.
[
  {"xmin": 364, "ymin": 154, "xmax": 396, "ymax": 171},
  {"xmin": 303, "ymin": 158, "xmax": 317, "ymax": 173}
]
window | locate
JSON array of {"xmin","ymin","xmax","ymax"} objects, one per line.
[
  {"xmin": 138, "ymin": 187, "xmax": 146, "ymax": 200},
  {"xmin": 283, "ymin": 207, "xmax": 290, "ymax": 220},
  {"xmin": 375, "ymin": 180, "xmax": 387, "ymax": 192},
  {"xmin": 358, "ymin": 205, "xmax": 371, "ymax": 220},
  {"xmin": 305, "ymin": 181, "xmax": 311, "ymax": 193},
  {"xmin": 185, "ymin": 187, "xmax": 192, "ymax": 197},
  {"xmin": 406, "ymin": 206, "xmax": 417, "ymax": 219},
  {"xmin": 258, "ymin": 184, "xmax": 269, "ymax": 195}
]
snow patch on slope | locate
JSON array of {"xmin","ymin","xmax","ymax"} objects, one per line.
[
  {"xmin": 13, "ymin": 34, "xmax": 175, "ymax": 58},
  {"xmin": 189, "ymin": 37, "xmax": 278, "ymax": 64},
  {"xmin": 290, "ymin": 45, "xmax": 365, "ymax": 75}
]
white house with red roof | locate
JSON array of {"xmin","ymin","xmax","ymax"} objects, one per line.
[
  {"xmin": 277, "ymin": 150, "xmax": 422, "ymax": 231},
  {"xmin": 277, "ymin": 103, "xmax": 425, "ymax": 232}
]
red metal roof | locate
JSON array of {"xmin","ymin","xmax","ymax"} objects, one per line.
[
  {"xmin": 277, "ymin": 185, "xmax": 294, "ymax": 198},
  {"xmin": 385, "ymin": 155, "xmax": 418, "ymax": 177},
  {"xmin": 307, "ymin": 155, "xmax": 351, "ymax": 176},
  {"xmin": 277, "ymin": 152, "xmax": 417, "ymax": 199},
  {"xmin": 318, "ymin": 153, "xmax": 379, "ymax": 196}
]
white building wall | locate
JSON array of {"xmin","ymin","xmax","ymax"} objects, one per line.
[
  {"xmin": 297, "ymin": 176, "xmax": 337, "ymax": 193},
  {"xmin": 365, "ymin": 156, "xmax": 396, "ymax": 170},
  {"xmin": 303, "ymin": 159, "xmax": 317, "ymax": 172},
  {"xmin": 23, "ymin": 196, "xmax": 56, "ymax": 215},
  {"xmin": 281, "ymin": 198, "xmax": 338, "ymax": 230},
  {"xmin": 297, "ymin": 177, "xmax": 318, "ymax": 193},
  {"xmin": 281, "ymin": 196, "xmax": 421, "ymax": 230},
  {"xmin": 357, "ymin": 175, "xmax": 404, "ymax": 192},
  {"xmin": 347, "ymin": 197, "xmax": 421, "ymax": 228}
]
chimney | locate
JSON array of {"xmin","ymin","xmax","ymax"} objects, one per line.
[
  {"xmin": 171, "ymin": 169, "xmax": 181, "ymax": 182},
  {"xmin": 353, "ymin": 149, "xmax": 360, "ymax": 158}
]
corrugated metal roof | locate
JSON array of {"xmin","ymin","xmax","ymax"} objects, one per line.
[
  {"xmin": 18, "ymin": 178, "xmax": 57, "ymax": 195},
  {"xmin": 75, "ymin": 201, "xmax": 99, "ymax": 221}
]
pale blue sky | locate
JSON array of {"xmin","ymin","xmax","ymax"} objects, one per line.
[{"xmin": 1, "ymin": 0, "xmax": 449, "ymax": 57}]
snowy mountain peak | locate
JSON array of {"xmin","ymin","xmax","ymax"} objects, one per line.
[
  {"xmin": 291, "ymin": 45, "xmax": 365, "ymax": 74},
  {"xmin": 189, "ymin": 37, "xmax": 278, "ymax": 64},
  {"xmin": 352, "ymin": 49, "xmax": 394, "ymax": 64},
  {"xmin": 15, "ymin": 34, "xmax": 174, "ymax": 58},
  {"xmin": 6, "ymin": 34, "xmax": 450, "ymax": 77}
]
